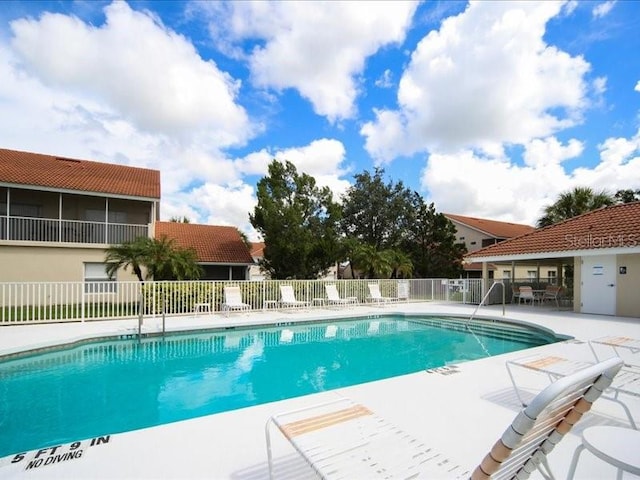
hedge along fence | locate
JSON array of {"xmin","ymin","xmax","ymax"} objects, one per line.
[{"xmin": 0, "ymin": 278, "xmax": 483, "ymax": 324}]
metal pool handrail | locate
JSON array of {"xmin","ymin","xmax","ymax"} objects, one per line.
[{"xmin": 465, "ymin": 281, "xmax": 505, "ymax": 357}]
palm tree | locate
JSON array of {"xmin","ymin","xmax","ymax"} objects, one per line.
[
  {"xmin": 105, "ymin": 236, "xmax": 150, "ymax": 282},
  {"xmin": 537, "ymin": 187, "xmax": 614, "ymax": 227},
  {"xmin": 155, "ymin": 244, "xmax": 203, "ymax": 280},
  {"xmin": 105, "ymin": 236, "xmax": 202, "ymax": 282},
  {"xmin": 352, "ymin": 243, "xmax": 392, "ymax": 278},
  {"xmin": 383, "ymin": 249, "xmax": 413, "ymax": 279}
]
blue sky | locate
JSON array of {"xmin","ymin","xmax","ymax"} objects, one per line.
[{"xmin": 1, "ymin": 1, "xmax": 639, "ymax": 239}]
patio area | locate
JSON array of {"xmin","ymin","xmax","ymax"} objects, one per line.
[{"xmin": 0, "ymin": 302, "xmax": 638, "ymax": 479}]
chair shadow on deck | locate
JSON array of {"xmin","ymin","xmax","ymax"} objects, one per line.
[{"xmin": 231, "ymin": 452, "xmax": 317, "ymax": 480}]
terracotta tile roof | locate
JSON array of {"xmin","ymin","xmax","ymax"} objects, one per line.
[
  {"xmin": 463, "ymin": 262, "xmax": 496, "ymax": 271},
  {"xmin": 250, "ymin": 242, "xmax": 265, "ymax": 258},
  {"xmin": 0, "ymin": 148, "xmax": 160, "ymax": 198},
  {"xmin": 445, "ymin": 213, "xmax": 534, "ymax": 239},
  {"xmin": 467, "ymin": 202, "xmax": 640, "ymax": 259},
  {"xmin": 155, "ymin": 222, "xmax": 254, "ymax": 264}
]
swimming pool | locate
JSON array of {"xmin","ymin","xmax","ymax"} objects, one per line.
[{"xmin": 0, "ymin": 314, "xmax": 559, "ymax": 458}]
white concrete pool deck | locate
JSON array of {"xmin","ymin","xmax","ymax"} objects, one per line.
[{"xmin": 0, "ymin": 302, "xmax": 639, "ymax": 479}]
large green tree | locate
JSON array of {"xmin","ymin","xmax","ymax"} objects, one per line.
[
  {"xmin": 105, "ymin": 236, "xmax": 202, "ymax": 282},
  {"xmin": 250, "ymin": 160, "xmax": 342, "ymax": 279},
  {"xmin": 537, "ymin": 187, "xmax": 614, "ymax": 227},
  {"xmin": 614, "ymin": 189, "xmax": 640, "ymax": 203},
  {"xmin": 403, "ymin": 195, "xmax": 465, "ymax": 278},
  {"xmin": 340, "ymin": 168, "xmax": 414, "ymax": 250}
]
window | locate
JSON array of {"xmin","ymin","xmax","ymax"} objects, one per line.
[
  {"xmin": 502, "ymin": 270, "xmax": 511, "ymax": 279},
  {"xmin": 85, "ymin": 209, "xmax": 105, "ymax": 222},
  {"xmin": 84, "ymin": 263, "xmax": 116, "ymax": 293},
  {"xmin": 10, "ymin": 203, "xmax": 42, "ymax": 217},
  {"xmin": 548, "ymin": 271, "xmax": 557, "ymax": 284},
  {"xmin": 108, "ymin": 211, "xmax": 128, "ymax": 224},
  {"xmin": 527, "ymin": 270, "xmax": 537, "ymax": 280}
]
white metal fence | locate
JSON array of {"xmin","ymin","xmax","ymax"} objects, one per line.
[{"xmin": 0, "ymin": 278, "xmax": 484, "ymax": 324}]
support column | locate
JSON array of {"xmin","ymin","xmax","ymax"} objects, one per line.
[{"xmin": 482, "ymin": 262, "xmax": 489, "ymax": 299}]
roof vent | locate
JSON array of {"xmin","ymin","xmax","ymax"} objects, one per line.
[{"xmin": 55, "ymin": 156, "xmax": 82, "ymax": 163}]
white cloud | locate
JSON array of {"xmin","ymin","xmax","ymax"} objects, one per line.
[
  {"xmin": 362, "ymin": 1, "xmax": 591, "ymax": 161},
  {"xmin": 570, "ymin": 131, "xmax": 640, "ymax": 189},
  {"xmin": 422, "ymin": 137, "xmax": 579, "ymax": 225},
  {"xmin": 375, "ymin": 69, "xmax": 394, "ymax": 88},
  {"xmin": 422, "ymin": 132, "xmax": 640, "ymax": 226},
  {"xmin": 200, "ymin": 1, "xmax": 418, "ymax": 122},
  {"xmin": 9, "ymin": 2, "xmax": 253, "ymax": 144},
  {"xmin": 523, "ymin": 137, "xmax": 583, "ymax": 168},
  {"xmin": 562, "ymin": 1, "xmax": 579, "ymax": 16},
  {"xmin": 635, "ymin": 80, "xmax": 640, "ymax": 92},
  {"xmin": 236, "ymin": 138, "xmax": 352, "ymax": 200},
  {"xmin": 0, "ymin": 3, "xmax": 265, "ymax": 237},
  {"xmin": 592, "ymin": 1, "xmax": 616, "ymax": 19},
  {"xmin": 166, "ymin": 182, "xmax": 259, "ymax": 238}
]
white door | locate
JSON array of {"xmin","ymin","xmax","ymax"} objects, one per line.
[{"xmin": 581, "ymin": 255, "xmax": 616, "ymax": 315}]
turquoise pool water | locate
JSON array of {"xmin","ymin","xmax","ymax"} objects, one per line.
[{"xmin": 0, "ymin": 315, "xmax": 557, "ymax": 457}]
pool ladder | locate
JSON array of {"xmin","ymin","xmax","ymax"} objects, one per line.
[
  {"xmin": 465, "ymin": 281, "xmax": 506, "ymax": 357},
  {"xmin": 136, "ymin": 292, "xmax": 167, "ymax": 340}
]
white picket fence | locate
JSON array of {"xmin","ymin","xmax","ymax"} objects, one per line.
[{"xmin": 0, "ymin": 278, "xmax": 484, "ymax": 324}]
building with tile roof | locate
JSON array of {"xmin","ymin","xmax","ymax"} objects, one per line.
[
  {"xmin": 0, "ymin": 147, "xmax": 254, "ymax": 283},
  {"xmin": 0, "ymin": 147, "xmax": 161, "ymax": 199},
  {"xmin": 248, "ymin": 242, "xmax": 267, "ymax": 280},
  {"xmin": 155, "ymin": 222, "xmax": 254, "ymax": 280},
  {"xmin": 444, "ymin": 213, "xmax": 558, "ymax": 282},
  {"xmin": 0, "ymin": 148, "xmax": 161, "ymax": 283},
  {"xmin": 466, "ymin": 202, "xmax": 640, "ymax": 317}
]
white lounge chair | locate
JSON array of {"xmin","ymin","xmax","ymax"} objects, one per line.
[
  {"xmin": 221, "ymin": 286, "xmax": 250, "ymax": 316},
  {"xmin": 367, "ymin": 283, "xmax": 396, "ymax": 305},
  {"xmin": 589, "ymin": 335, "xmax": 640, "ymax": 365},
  {"xmin": 325, "ymin": 284, "xmax": 357, "ymax": 307},
  {"xmin": 279, "ymin": 285, "xmax": 309, "ymax": 309},
  {"xmin": 266, "ymin": 357, "xmax": 623, "ymax": 479},
  {"xmin": 506, "ymin": 352, "xmax": 639, "ymax": 429},
  {"xmin": 397, "ymin": 281, "xmax": 410, "ymax": 301}
]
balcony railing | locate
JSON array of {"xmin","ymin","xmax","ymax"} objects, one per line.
[{"xmin": 0, "ymin": 216, "xmax": 149, "ymax": 244}]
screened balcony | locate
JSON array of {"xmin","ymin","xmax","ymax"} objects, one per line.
[{"xmin": 0, "ymin": 187, "xmax": 155, "ymax": 245}]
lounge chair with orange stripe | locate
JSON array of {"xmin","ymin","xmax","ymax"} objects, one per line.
[
  {"xmin": 589, "ymin": 335, "xmax": 640, "ymax": 365},
  {"xmin": 265, "ymin": 357, "xmax": 623, "ymax": 479},
  {"xmin": 506, "ymin": 352, "xmax": 638, "ymax": 429}
]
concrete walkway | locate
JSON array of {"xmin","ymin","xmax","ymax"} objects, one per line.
[{"xmin": 0, "ymin": 302, "xmax": 638, "ymax": 479}]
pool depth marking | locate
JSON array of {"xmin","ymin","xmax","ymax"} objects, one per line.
[{"xmin": 6, "ymin": 436, "xmax": 111, "ymax": 471}]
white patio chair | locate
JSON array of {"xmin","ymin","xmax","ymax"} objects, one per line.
[
  {"xmin": 279, "ymin": 285, "xmax": 310, "ymax": 309},
  {"xmin": 506, "ymin": 352, "xmax": 638, "ymax": 429},
  {"xmin": 266, "ymin": 357, "xmax": 623, "ymax": 479},
  {"xmin": 367, "ymin": 283, "xmax": 396, "ymax": 305},
  {"xmin": 518, "ymin": 286, "xmax": 539, "ymax": 305},
  {"xmin": 325, "ymin": 284, "xmax": 357, "ymax": 307},
  {"xmin": 589, "ymin": 335, "xmax": 640, "ymax": 366},
  {"xmin": 222, "ymin": 286, "xmax": 250, "ymax": 316},
  {"xmin": 539, "ymin": 285, "xmax": 563, "ymax": 308}
]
